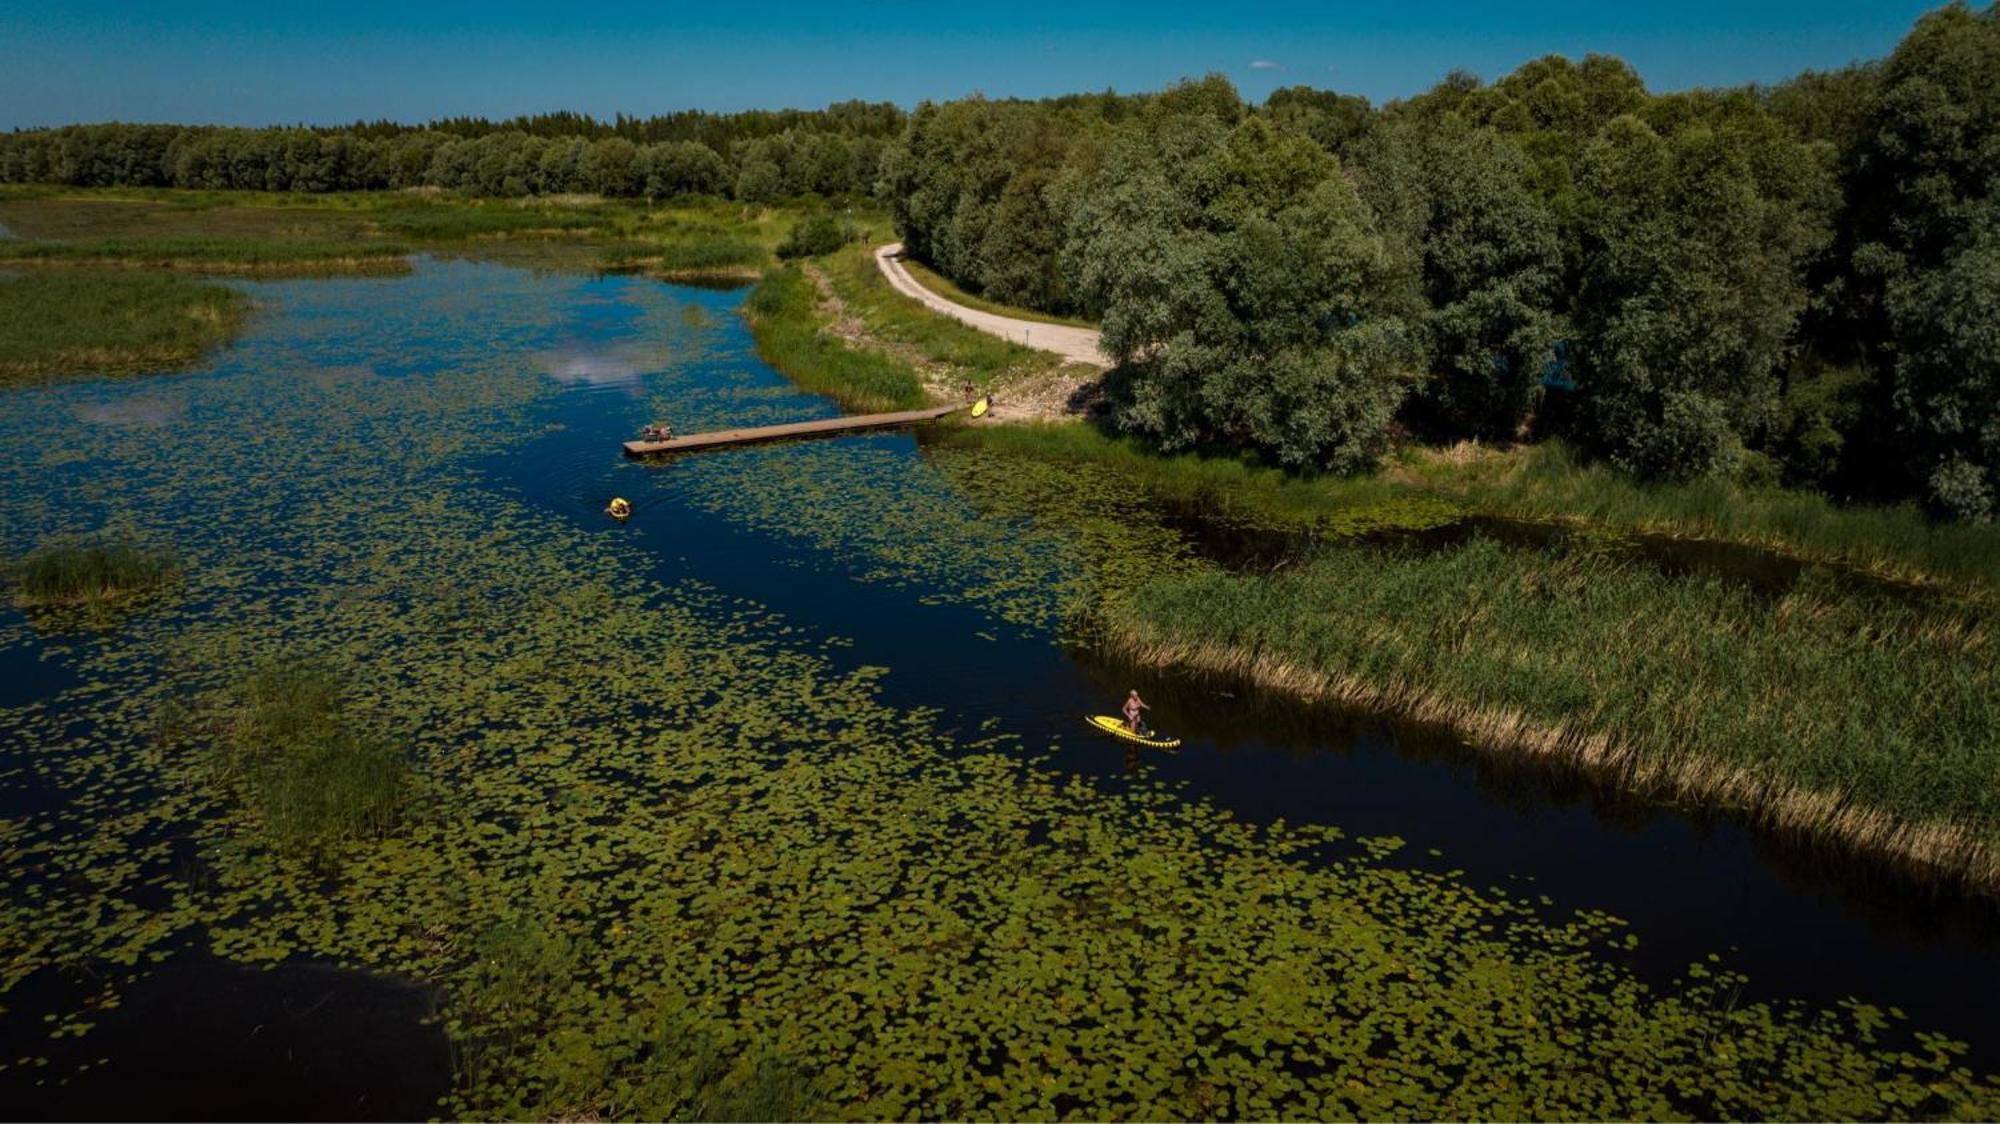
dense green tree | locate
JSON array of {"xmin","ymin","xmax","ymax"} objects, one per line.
[
  {"xmin": 1569, "ymin": 115, "xmax": 1836, "ymax": 478},
  {"xmin": 640, "ymin": 142, "xmax": 731, "ymax": 199},
  {"xmin": 1068, "ymin": 111, "xmax": 1414, "ymax": 470},
  {"xmin": 1886, "ymin": 197, "xmax": 2000, "ymax": 519},
  {"xmin": 1353, "ymin": 117, "xmax": 1563, "ymax": 439},
  {"xmin": 1264, "ymin": 86, "xmax": 1376, "ymax": 157}
]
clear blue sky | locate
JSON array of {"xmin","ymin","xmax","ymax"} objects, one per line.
[{"xmin": 0, "ymin": 1, "xmax": 1945, "ymax": 129}]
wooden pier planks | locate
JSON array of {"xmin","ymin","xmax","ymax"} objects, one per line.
[{"xmin": 621, "ymin": 403, "xmax": 963, "ymax": 457}]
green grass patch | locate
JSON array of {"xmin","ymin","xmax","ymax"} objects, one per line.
[
  {"xmin": 10, "ymin": 536, "xmax": 178, "ymax": 610},
  {"xmin": 1417, "ymin": 442, "xmax": 2000, "ymax": 591},
  {"xmin": 945, "ymin": 421, "xmax": 1463, "ymax": 534},
  {"xmin": 743, "ymin": 266, "xmax": 926, "ymax": 412},
  {"xmin": 899, "ymin": 254, "xmax": 1096, "ymax": 328},
  {"xmin": 955, "ymin": 423, "xmax": 2000, "ymax": 593},
  {"xmin": 0, "ymin": 270, "xmax": 249, "ymax": 380},
  {"xmin": 1113, "ymin": 536, "xmax": 2000, "ymax": 881},
  {"xmin": 824, "ymin": 243, "xmax": 1054, "ymax": 388},
  {"xmin": 0, "ymin": 237, "xmax": 410, "ymax": 271},
  {"xmin": 370, "ymin": 201, "xmax": 617, "ymax": 241},
  {"xmin": 197, "ymin": 661, "xmax": 412, "ymax": 864}
]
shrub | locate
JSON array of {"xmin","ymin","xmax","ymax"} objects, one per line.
[
  {"xmin": 12, "ymin": 536, "xmax": 177, "ymax": 608},
  {"xmin": 774, "ymin": 212, "xmax": 855, "ymax": 260}
]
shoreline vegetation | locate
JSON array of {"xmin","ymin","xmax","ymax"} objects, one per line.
[
  {"xmin": 0, "ymin": 189, "xmax": 847, "ymax": 380},
  {"xmin": 5, "ymin": 176, "xmax": 1993, "ymax": 894},
  {"xmin": 0, "ymin": 271, "xmax": 250, "ymax": 382},
  {"xmin": 742, "ymin": 229, "xmax": 2000, "ymax": 894},
  {"xmin": 9, "ymin": 536, "xmax": 179, "ymax": 612}
]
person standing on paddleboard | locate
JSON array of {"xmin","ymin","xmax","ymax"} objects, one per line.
[{"xmin": 1123, "ymin": 689, "xmax": 1151, "ymax": 735}]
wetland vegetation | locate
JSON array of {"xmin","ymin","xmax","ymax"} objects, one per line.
[
  {"xmin": 9, "ymin": 536, "xmax": 178, "ymax": 610},
  {"xmin": 0, "ymin": 271, "xmax": 247, "ymax": 381},
  {"xmin": 1, "ymin": 215, "xmax": 1997, "ymax": 1120},
  {"xmin": 4, "ymin": 3, "xmax": 2000, "ymax": 1119}
]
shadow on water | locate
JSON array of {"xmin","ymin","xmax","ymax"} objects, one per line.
[{"xmin": 0, "ymin": 953, "xmax": 449, "ymax": 1121}]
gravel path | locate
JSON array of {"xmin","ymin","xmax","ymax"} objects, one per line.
[{"xmin": 875, "ymin": 243, "xmax": 1107, "ymax": 369}]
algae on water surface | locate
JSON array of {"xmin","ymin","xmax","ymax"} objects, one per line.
[{"xmin": 0, "ymin": 260, "xmax": 1995, "ymax": 1120}]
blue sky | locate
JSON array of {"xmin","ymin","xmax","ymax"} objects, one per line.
[{"xmin": 0, "ymin": 1, "xmax": 1944, "ymax": 128}]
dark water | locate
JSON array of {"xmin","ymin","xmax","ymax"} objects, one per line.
[
  {"xmin": 468, "ymin": 273, "xmax": 2000, "ymax": 1057},
  {"xmin": 2, "ymin": 260, "xmax": 1996, "ymax": 1118},
  {"xmin": 1, "ymin": 954, "xmax": 446, "ymax": 1121}
]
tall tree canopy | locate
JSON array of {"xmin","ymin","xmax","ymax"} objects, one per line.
[{"xmin": 1068, "ymin": 94, "xmax": 1415, "ymax": 470}]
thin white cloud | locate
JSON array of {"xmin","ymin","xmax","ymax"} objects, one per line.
[{"xmin": 1249, "ymin": 60, "xmax": 1285, "ymax": 71}]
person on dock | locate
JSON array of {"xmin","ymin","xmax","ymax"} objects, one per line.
[
  {"xmin": 1123, "ymin": 689, "xmax": 1152, "ymax": 735},
  {"xmin": 639, "ymin": 420, "xmax": 674, "ymax": 442}
]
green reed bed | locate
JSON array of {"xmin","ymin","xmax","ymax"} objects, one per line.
[
  {"xmin": 0, "ymin": 270, "xmax": 249, "ymax": 380},
  {"xmin": 743, "ymin": 266, "xmax": 926, "ymax": 412},
  {"xmin": 189, "ymin": 661, "xmax": 412, "ymax": 864},
  {"xmin": 600, "ymin": 231, "xmax": 768, "ymax": 277},
  {"xmin": 371, "ymin": 202, "xmax": 619, "ymax": 241},
  {"xmin": 0, "ymin": 236, "xmax": 411, "ymax": 272},
  {"xmin": 822, "ymin": 243, "xmax": 1054, "ymax": 387},
  {"xmin": 1108, "ymin": 535, "xmax": 2000, "ymax": 886},
  {"xmin": 948, "ymin": 421, "xmax": 1464, "ymax": 534},
  {"xmin": 2, "ymin": 261, "xmax": 1997, "ymax": 1118},
  {"xmin": 1427, "ymin": 441, "xmax": 2000, "ymax": 591},
  {"xmin": 959, "ymin": 423, "xmax": 2000, "ymax": 593},
  {"xmin": 10, "ymin": 536, "xmax": 178, "ymax": 608}
]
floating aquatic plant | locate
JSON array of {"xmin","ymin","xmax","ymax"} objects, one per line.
[{"xmin": 0, "ymin": 259, "xmax": 1994, "ymax": 1121}]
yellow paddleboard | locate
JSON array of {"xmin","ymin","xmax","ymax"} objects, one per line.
[
  {"xmin": 1086, "ymin": 715, "xmax": 1181, "ymax": 749},
  {"xmin": 971, "ymin": 396, "xmax": 991, "ymax": 418}
]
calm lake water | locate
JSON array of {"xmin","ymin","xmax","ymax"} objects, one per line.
[{"xmin": 2, "ymin": 258, "xmax": 1995, "ymax": 1117}]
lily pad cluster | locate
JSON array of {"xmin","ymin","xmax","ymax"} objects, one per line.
[{"xmin": 0, "ymin": 259, "xmax": 1994, "ymax": 1119}]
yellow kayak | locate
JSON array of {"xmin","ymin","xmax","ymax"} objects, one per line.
[{"xmin": 1086, "ymin": 715, "xmax": 1181, "ymax": 749}]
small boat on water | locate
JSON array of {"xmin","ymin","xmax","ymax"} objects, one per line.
[{"xmin": 1085, "ymin": 714, "xmax": 1181, "ymax": 749}]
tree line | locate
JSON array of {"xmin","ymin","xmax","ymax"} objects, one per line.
[
  {"xmin": 3, "ymin": 4, "xmax": 1995, "ymax": 518},
  {"xmin": 0, "ymin": 101, "xmax": 904, "ymax": 202},
  {"xmin": 884, "ymin": 3, "xmax": 2000, "ymax": 520}
]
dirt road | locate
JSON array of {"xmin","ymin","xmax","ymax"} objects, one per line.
[{"xmin": 874, "ymin": 243, "xmax": 1107, "ymax": 369}]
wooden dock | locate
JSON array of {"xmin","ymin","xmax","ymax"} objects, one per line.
[{"xmin": 622, "ymin": 403, "xmax": 964, "ymax": 457}]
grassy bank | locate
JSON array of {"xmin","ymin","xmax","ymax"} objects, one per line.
[
  {"xmin": 0, "ymin": 271, "xmax": 249, "ymax": 381},
  {"xmin": 742, "ymin": 266, "xmax": 927, "ymax": 412},
  {"xmin": 821, "ymin": 242, "xmax": 1062, "ymax": 388},
  {"xmin": 1103, "ymin": 537, "xmax": 2000, "ymax": 888},
  {"xmin": 0, "ymin": 237, "xmax": 412, "ymax": 273},
  {"xmin": 897, "ymin": 254, "xmax": 1096, "ymax": 328},
  {"xmin": 954, "ymin": 423, "xmax": 2000, "ymax": 593},
  {"xmin": 0, "ymin": 188, "xmax": 847, "ymax": 277},
  {"xmin": 1412, "ymin": 441, "xmax": 2000, "ymax": 591}
]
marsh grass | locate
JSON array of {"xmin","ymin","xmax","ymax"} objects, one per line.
[
  {"xmin": 1423, "ymin": 442, "xmax": 2000, "ymax": 590},
  {"xmin": 744, "ymin": 266, "xmax": 926, "ymax": 412},
  {"xmin": 0, "ymin": 237, "xmax": 412, "ymax": 273},
  {"xmin": 371, "ymin": 202, "xmax": 616, "ymax": 241},
  {"xmin": 0, "ymin": 270, "xmax": 249, "ymax": 380},
  {"xmin": 11, "ymin": 536, "xmax": 178, "ymax": 609},
  {"xmin": 962, "ymin": 423, "xmax": 2000, "ymax": 592},
  {"xmin": 945, "ymin": 421, "xmax": 1462, "ymax": 534},
  {"xmin": 1108, "ymin": 536, "xmax": 2000, "ymax": 887},
  {"xmin": 201, "ymin": 661, "xmax": 412, "ymax": 863}
]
